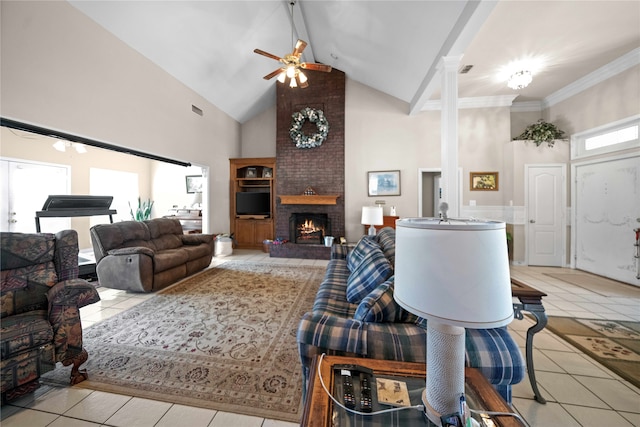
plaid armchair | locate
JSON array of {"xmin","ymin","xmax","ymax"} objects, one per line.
[
  {"xmin": 297, "ymin": 228, "xmax": 525, "ymax": 403},
  {"xmin": 1, "ymin": 230, "xmax": 100, "ymax": 402}
]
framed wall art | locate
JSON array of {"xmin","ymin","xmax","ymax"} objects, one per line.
[
  {"xmin": 368, "ymin": 170, "xmax": 401, "ymax": 196},
  {"xmin": 185, "ymin": 175, "xmax": 203, "ymax": 193},
  {"xmin": 470, "ymin": 172, "xmax": 499, "ymax": 191}
]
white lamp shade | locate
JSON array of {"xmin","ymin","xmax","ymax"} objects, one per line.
[
  {"xmin": 191, "ymin": 191, "xmax": 202, "ymax": 206},
  {"xmin": 361, "ymin": 206, "xmax": 383, "ymax": 226},
  {"xmin": 394, "ymin": 218, "xmax": 513, "ymax": 329}
]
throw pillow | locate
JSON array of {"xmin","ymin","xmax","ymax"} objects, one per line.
[
  {"xmin": 346, "ymin": 244, "xmax": 393, "ymax": 303},
  {"xmin": 375, "ymin": 227, "xmax": 396, "ymax": 266},
  {"xmin": 353, "ymin": 277, "xmax": 404, "ymax": 322},
  {"xmin": 347, "ymin": 236, "xmax": 379, "ymax": 272}
]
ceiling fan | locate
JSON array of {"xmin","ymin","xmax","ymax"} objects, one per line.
[
  {"xmin": 254, "ymin": 39, "xmax": 332, "ymax": 88},
  {"xmin": 253, "ymin": 1, "xmax": 331, "ymax": 88}
]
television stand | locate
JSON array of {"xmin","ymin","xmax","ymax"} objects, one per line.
[{"xmin": 236, "ymin": 214, "xmax": 269, "ymax": 219}]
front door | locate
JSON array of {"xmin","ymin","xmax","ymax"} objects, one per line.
[
  {"xmin": 574, "ymin": 154, "xmax": 640, "ymax": 285},
  {"xmin": 526, "ymin": 164, "xmax": 565, "ymax": 266}
]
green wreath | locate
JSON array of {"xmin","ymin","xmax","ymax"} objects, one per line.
[{"xmin": 290, "ymin": 107, "xmax": 329, "ymax": 149}]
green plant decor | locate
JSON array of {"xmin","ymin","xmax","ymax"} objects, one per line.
[
  {"xmin": 129, "ymin": 197, "xmax": 154, "ymax": 221},
  {"xmin": 514, "ymin": 119, "xmax": 566, "ymax": 147}
]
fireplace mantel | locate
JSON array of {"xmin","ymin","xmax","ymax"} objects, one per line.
[{"xmin": 278, "ymin": 195, "xmax": 340, "ymax": 205}]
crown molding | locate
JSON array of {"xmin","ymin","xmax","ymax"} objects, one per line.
[
  {"xmin": 510, "ymin": 101, "xmax": 544, "ymax": 113},
  {"xmin": 421, "ymin": 94, "xmax": 518, "ymax": 111},
  {"xmin": 543, "ymin": 47, "xmax": 640, "ymax": 109}
]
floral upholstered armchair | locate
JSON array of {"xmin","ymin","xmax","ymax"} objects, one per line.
[{"xmin": 0, "ymin": 230, "xmax": 100, "ymax": 402}]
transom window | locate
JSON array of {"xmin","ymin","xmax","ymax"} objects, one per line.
[{"xmin": 573, "ymin": 115, "xmax": 640, "ymax": 160}]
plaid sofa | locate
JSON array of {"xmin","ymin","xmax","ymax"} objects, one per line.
[
  {"xmin": 297, "ymin": 227, "xmax": 525, "ymax": 403},
  {"xmin": 1, "ymin": 230, "xmax": 101, "ymax": 402}
]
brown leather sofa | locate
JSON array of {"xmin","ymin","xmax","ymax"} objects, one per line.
[{"xmin": 90, "ymin": 218, "xmax": 214, "ymax": 292}]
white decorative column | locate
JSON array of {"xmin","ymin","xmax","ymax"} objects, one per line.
[{"xmin": 440, "ymin": 55, "xmax": 462, "ymax": 218}]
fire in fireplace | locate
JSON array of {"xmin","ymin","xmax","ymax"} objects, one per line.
[{"xmin": 290, "ymin": 213, "xmax": 331, "ymax": 244}]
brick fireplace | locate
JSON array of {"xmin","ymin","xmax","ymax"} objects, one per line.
[{"xmin": 271, "ymin": 68, "xmax": 345, "ymax": 259}]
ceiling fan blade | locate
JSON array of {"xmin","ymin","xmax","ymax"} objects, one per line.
[
  {"xmin": 300, "ymin": 62, "xmax": 332, "ymax": 73},
  {"xmin": 254, "ymin": 48, "xmax": 282, "ymax": 62},
  {"xmin": 263, "ymin": 68, "xmax": 283, "ymax": 80},
  {"xmin": 299, "ymin": 77, "xmax": 309, "ymax": 89},
  {"xmin": 292, "ymin": 39, "xmax": 307, "ymax": 57}
]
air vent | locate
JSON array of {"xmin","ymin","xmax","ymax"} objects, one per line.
[
  {"xmin": 192, "ymin": 105, "xmax": 203, "ymax": 116},
  {"xmin": 459, "ymin": 65, "xmax": 473, "ymax": 74}
]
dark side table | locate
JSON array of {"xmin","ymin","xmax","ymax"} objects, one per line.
[
  {"xmin": 511, "ymin": 278, "xmax": 548, "ymax": 403},
  {"xmin": 302, "ymin": 355, "xmax": 524, "ymax": 427}
]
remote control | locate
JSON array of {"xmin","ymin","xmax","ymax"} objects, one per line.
[
  {"xmin": 340, "ymin": 369, "xmax": 356, "ymax": 409},
  {"xmin": 360, "ymin": 373, "xmax": 373, "ymax": 412}
]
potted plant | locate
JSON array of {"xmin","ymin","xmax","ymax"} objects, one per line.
[
  {"xmin": 514, "ymin": 119, "xmax": 566, "ymax": 147},
  {"xmin": 506, "ymin": 230, "xmax": 514, "ymax": 261},
  {"xmin": 129, "ymin": 197, "xmax": 154, "ymax": 221}
]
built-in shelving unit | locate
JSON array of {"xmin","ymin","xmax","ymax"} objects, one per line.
[{"xmin": 229, "ymin": 157, "xmax": 275, "ymax": 249}]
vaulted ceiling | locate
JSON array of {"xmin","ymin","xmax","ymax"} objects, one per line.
[{"xmin": 69, "ymin": 1, "xmax": 640, "ymax": 123}]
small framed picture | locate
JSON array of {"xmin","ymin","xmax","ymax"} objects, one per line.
[
  {"xmin": 262, "ymin": 167, "xmax": 273, "ymax": 178},
  {"xmin": 470, "ymin": 172, "xmax": 499, "ymax": 191},
  {"xmin": 245, "ymin": 167, "xmax": 257, "ymax": 178},
  {"xmin": 368, "ymin": 170, "xmax": 401, "ymax": 196},
  {"xmin": 185, "ymin": 175, "xmax": 203, "ymax": 194}
]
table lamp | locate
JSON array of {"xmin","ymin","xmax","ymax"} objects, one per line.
[
  {"xmin": 191, "ymin": 191, "xmax": 202, "ymax": 208},
  {"xmin": 394, "ymin": 217, "xmax": 513, "ymax": 426},
  {"xmin": 361, "ymin": 206, "xmax": 384, "ymax": 236}
]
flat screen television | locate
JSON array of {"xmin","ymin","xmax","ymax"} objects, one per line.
[{"xmin": 236, "ymin": 192, "xmax": 270, "ymax": 216}]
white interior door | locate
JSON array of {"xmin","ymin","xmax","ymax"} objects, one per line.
[
  {"xmin": 526, "ymin": 164, "xmax": 565, "ymax": 266},
  {"xmin": 0, "ymin": 159, "xmax": 69, "ymax": 233},
  {"xmin": 574, "ymin": 154, "xmax": 640, "ymax": 285}
]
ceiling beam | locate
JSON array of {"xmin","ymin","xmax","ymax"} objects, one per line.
[{"xmin": 409, "ymin": 0, "xmax": 497, "ymax": 115}]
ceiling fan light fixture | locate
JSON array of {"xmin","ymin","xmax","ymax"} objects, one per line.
[
  {"xmin": 286, "ymin": 65, "xmax": 296, "ymax": 79},
  {"xmin": 253, "ymin": 0, "xmax": 331, "ymax": 89},
  {"xmin": 508, "ymin": 70, "xmax": 532, "ymax": 90}
]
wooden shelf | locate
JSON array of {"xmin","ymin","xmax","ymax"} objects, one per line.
[
  {"xmin": 238, "ymin": 183, "xmax": 270, "ymax": 188},
  {"xmin": 279, "ymin": 195, "xmax": 340, "ymax": 205}
]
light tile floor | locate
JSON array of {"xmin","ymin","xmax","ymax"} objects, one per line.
[{"xmin": 1, "ymin": 251, "xmax": 639, "ymax": 426}]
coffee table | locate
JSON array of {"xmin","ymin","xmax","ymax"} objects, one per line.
[{"xmin": 302, "ymin": 355, "xmax": 524, "ymax": 427}]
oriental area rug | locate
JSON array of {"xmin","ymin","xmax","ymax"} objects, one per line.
[
  {"xmin": 42, "ymin": 262, "xmax": 324, "ymax": 423},
  {"xmin": 546, "ymin": 316, "xmax": 640, "ymax": 389}
]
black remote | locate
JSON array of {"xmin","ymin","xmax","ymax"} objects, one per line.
[
  {"xmin": 360, "ymin": 374, "xmax": 373, "ymax": 412},
  {"xmin": 341, "ymin": 370, "xmax": 356, "ymax": 409}
]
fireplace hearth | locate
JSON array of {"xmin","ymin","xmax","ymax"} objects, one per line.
[{"xmin": 290, "ymin": 213, "xmax": 330, "ymax": 244}]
